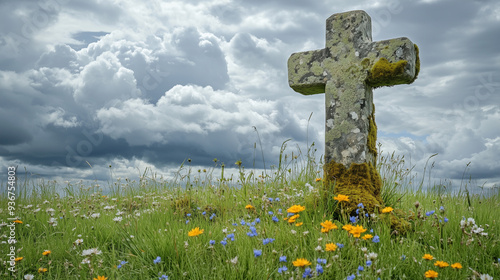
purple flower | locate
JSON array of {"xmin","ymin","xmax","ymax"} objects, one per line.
[
  {"xmin": 263, "ymin": 238, "xmax": 275, "ymax": 245},
  {"xmin": 255, "ymin": 218, "xmax": 261, "ymax": 224},
  {"xmin": 358, "ymin": 265, "xmax": 364, "ymax": 271},
  {"xmin": 317, "ymin": 258, "xmax": 326, "ymax": 264},
  {"xmin": 302, "ymin": 267, "xmax": 312, "ymax": 278},
  {"xmin": 220, "ymin": 240, "xmax": 227, "ymax": 246},
  {"xmin": 316, "ymin": 264, "xmax": 323, "ymax": 274},
  {"xmin": 253, "ymin": 249, "xmax": 262, "ymax": 257},
  {"xmin": 372, "ymin": 235, "xmax": 380, "ymax": 243},
  {"xmin": 209, "ymin": 240, "xmax": 215, "ymax": 245},
  {"xmin": 268, "ymin": 211, "xmax": 273, "ymax": 215},
  {"xmin": 426, "ymin": 210, "xmax": 435, "ymax": 216},
  {"xmin": 272, "ymin": 216, "xmax": 279, "ymax": 222},
  {"xmin": 153, "ymin": 256, "xmax": 161, "ymax": 264},
  {"xmin": 278, "ymin": 266, "xmax": 287, "ymax": 273}
]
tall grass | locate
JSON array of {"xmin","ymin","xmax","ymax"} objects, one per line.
[{"xmin": 1, "ymin": 142, "xmax": 499, "ymax": 279}]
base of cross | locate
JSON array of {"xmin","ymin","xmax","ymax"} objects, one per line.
[{"xmin": 323, "ymin": 160, "xmax": 412, "ymax": 234}]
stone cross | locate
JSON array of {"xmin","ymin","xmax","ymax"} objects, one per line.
[{"xmin": 288, "ymin": 10, "xmax": 419, "ymax": 213}]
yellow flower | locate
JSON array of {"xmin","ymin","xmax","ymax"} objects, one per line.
[
  {"xmin": 315, "ymin": 178, "xmax": 322, "ymax": 182},
  {"xmin": 434, "ymin": 261, "xmax": 449, "ymax": 268},
  {"xmin": 38, "ymin": 268, "xmax": 48, "ymax": 273},
  {"xmin": 245, "ymin": 204, "xmax": 255, "ymax": 210},
  {"xmin": 381, "ymin": 207, "xmax": 394, "ymax": 213},
  {"xmin": 342, "ymin": 224, "xmax": 353, "ymax": 232},
  {"xmin": 42, "ymin": 250, "xmax": 51, "ymax": 256},
  {"xmin": 13, "ymin": 219, "xmax": 23, "ymax": 224},
  {"xmin": 288, "ymin": 214, "xmax": 300, "ymax": 223},
  {"xmin": 422, "ymin": 254, "xmax": 434, "ymax": 260},
  {"xmin": 333, "ymin": 194, "xmax": 349, "ymax": 202},
  {"xmin": 188, "ymin": 227, "xmax": 204, "ymax": 237},
  {"xmin": 94, "ymin": 276, "xmax": 108, "ymax": 280},
  {"xmin": 425, "ymin": 270, "xmax": 438, "ymax": 278},
  {"xmin": 287, "ymin": 205, "xmax": 306, "ymax": 214},
  {"xmin": 362, "ymin": 234, "xmax": 373, "ymax": 240},
  {"xmin": 320, "ymin": 220, "xmax": 338, "ymax": 233},
  {"xmin": 292, "ymin": 258, "xmax": 311, "ymax": 267},
  {"xmin": 14, "ymin": 257, "xmax": 23, "ymax": 262},
  {"xmin": 295, "ymin": 222, "xmax": 303, "ymax": 227},
  {"xmin": 348, "ymin": 225, "xmax": 367, "ymax": 238},
  {"xmin": 451, "ymin": 263, "xmax": 462, "ymax": 269},
  {"xmin": 325, "ymin": 243, "xmax": 338, "ymax": 252}
]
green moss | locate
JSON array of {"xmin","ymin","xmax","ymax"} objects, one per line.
[
  {"xmin": 367, "ymin": 58, "xmax": 408, "ymax": 88},
  {"xmin": 410, "ymin": 44, "xmax": 420, "ymax": 84},
  {"xmin": 367, "ymin": 104, "xmax": 378, "ymax": 159},
  {"xmin": 323, "ymin": 160, "xmax": 384, "ymax": 214}
]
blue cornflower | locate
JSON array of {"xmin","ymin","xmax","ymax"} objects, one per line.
[
  {"xmin": 232, "ymin": 223, "xmax": 238, "ymax": 226},
  {"xmin": 317, "ymin": 258, "xmax": 327, "ymax": 264},
  {"xmin": 287, "ymin": 212, "xmax": 295, "ymax": 217},
  {"xmin": 350, "ymin": 216, "xmax": 357, "ymax": 223},
  {"xmin": 365, "ymin": 213, "xmax": 369, "ymax": 217},
  {"xmin": 356, "ymin": 209, "xmax": 360, "ymax": 215},
  {"xmin": 370, "ymin": 228, "xmax": 374, "ymax": 233},
  {"xmin": 185, "ymin": 220, "xmax": 189, "ymax": 224},
  {"xmin": 347, "ymin": 274, "xmax": 356, "ymax": 280},
  {"xmin": 117, "ymin": 260, "xmax": 127, "ymax": 268},
  {"xmin": 269, "ymin": 198, "xmax": 274, "ymax": 202},
  {"xmin": 159, "ymin": 275, "xmax": 168, "ymax": 280},
  {"xmin": 210, "ymin": 213, "xmax": 216, "ymax": 220},
  {"xmin": 272, "ymin": 216, "xmax": 279, "ymax": 222},
  {"xmin": 401, "ymin": 254, "xmax": 406, "ymax": 261},
  {"xmin": 278, "ymin": 208, "xmax": 282, "ymax": 213},
  {"xmin": 221, "ymin": 239, "xmax": 227, "ymax": 246},
  {"xmin": 439, "ymin": 206, "xmax": 445, "ymax": 212},
  {"xmin": 186, "ymin": 213, "xmax": 191, "ymax": 217},
  {"xmin": 209, "ymin": 240, "xmax": 215, "ymax": 245},
  {"xmin": 263, "ymin": 238, "xmax": 275, "ymax": 245},
  {"xmin": 357, "ymin": 202, "xmax": 364, "ymax": 209},
  {"xmin": 358, "ymin": 265, "xmax": 364, "ymax": 271},
  {"xmin": 250, "ymin": 222, "xmax": 256, "ymax": 226},
  {"xmin": 247, "ymin": 231, "xmax": 257, "ymax": 237},
  {"xmin": 302, "ymin": 267, "xmax": 312, "ymax": 278},
  {"xmin": 253, "ymin": 249, "xmax": 262, "ymax": 257},
  {"xmin": 336, "ymin": 243, "xmax": 344, "ymax": 249},
  {"xmin": 444, "ymin": 217, "xmax": 449, "ymax": 223},
  {"xmin": 202, "ymin": 211, "xmax": 206, "ymax": 215},
  {"xmin": 241, "ymin": 219, "xmax": 246, "ymax": 226},
  {"xmin": 255, "ymin": 218, "xmax": 261, "ymax": 224},
  {"xmin": 275, "ymin": 198, "xmax": 280, "ymax": 202},
  {"xmin": 279, "ymin": 256, "xmax": 287, "ymax": 262},
  {"xmin": 268, "ymin": 211, "xmax": 273, "ymax": 215},
  {"xmin": 278, "ymin": 266, "xmax": 287, "ymax": 273},
  {"xmin": 316, "ymin": 264, "xmax": 324, "ymax": 274},
  {"xmin": 426, "ymin": 210, "xmax": 435, "ymax": 216},
  {"xmin": 372, "ymin": 235, "xmax": 380, "ymax": 243},
  {"xmin": 153, "ymin": 256, "xmax": 161, "ymax": 264},
  {"xmin": 366, "ymin": 260, "xmax": 372, "ymax": 266},
  {"xmin": 227, "ymin": 233, "xmax": 235, "ymax": 241}
]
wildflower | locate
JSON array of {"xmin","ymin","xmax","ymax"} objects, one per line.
[
  {"xmin": 336, "ymin": 243, "xmax": 345, "ymax": 249},
  {"xmin": 321, "ymin": 220, "xmax": 338, "ymax": 233},
  {"xmin": 278, "ymin": 266, "xmax": 288, "ymax": 273},
  {"xmin": 268, "ymin": 211, "xmax": 274, "ymax": 215},
  {"xmin": 434, "ymin": 260, "xmax": 449, "ymax": 268},
  {"xmin": 316, "ymin": 177, "xmax": 322, "ymax": 182},
  {"xmin": 400, "ymin": 254, "xmax": 406, "ymax": 261},
  {"xmin": 90, "ymin": 213, "xmax": 100, "ymax": 219},
  {"xmin": 333, "ymin": 194, "xmax": 349, "ymax": 202},
  {"xmin": 358, "ymin": 265, "xmax": 364, "ymax": 271},
  {"xmin": 209, "ymin": 213, "xmax": 216, "ymax": 220},
  {"xmin": 24, "ymin": 274, "xmax": 35, "ymax": 280},
  {"xmin": 303, "ymin": 267, "xmax": 313, "ymax": 278},
  {"xmin": 425, "ymin": 210, "xmax": 435, "ymax": 217},
  {"xmin": 93, "ymin": 276, "xmax": 107, "ymax": 280},
  {"xmin": 263, "ymin": 238, "xmax": 275, "ymax": 245},
  {"xmin": 479, "ymin": 274, "xmax": 493, "ymax": 280},
  {"xmin": 381, "ymin": 207, "xmax": 394, "ymax": 213},
  {"xmin": 159, "ymin": 275, "xmax": 169, "ymax": 280},
  {"xmin": 350, "ymin": 216, "xmax": 357, "ymax": 223},
  {"xmin": 113, "ymin": 217, "xmax": 123, "ymax": 222},
  {"xmin": 357, "ymin": 203, "xmax": 364, "ymax": 208},
  {"xmin": 253, "ymin": 249, "xmax": 262, "ymax": 257},
  {"xmin": 245, "ymin": 204, "xmax": 255, "ymax": 210},
  {"xmin": 280, "ymin": 256, "xmax": 287, "ymax": 262},
  {"xmin": 451, "ymin": 263, "xmax": 462, "ymax": 269},
  {"xmin": 15, "ymin": 257, "xmax": 23, "ymax": 262},
  {"xmin": 342, "ymin": 224, "xmax": 354, "ymax": 232},
  {"xmin": 362, "ymin": 234, "xmax": 373, "ymax": 240},
  {"xmin": 317, "ymin": 258, "xmax": 327, "ymax": 264},
  {"xmin": 154, "ymin": 256, "xmax": 161, "ymax": 264},
  {"xmin": 444, "ymin": 217, "xmax": 449, "ymax": 223},
  {"xmin": 367, "ymin": 252, "xmax": 378, "ymax": 260},
  {"xmin": 255, "ymin": 218, "xmax": 261, "ymax": 223},
  {"xmin": 38, "ymin": 268, "xmax": 48, "ymax": 273},
  {"xmin": 13, "ymin": 219, "xmax": 23, "ymax": 224},
  {"xmin": 366, "ymin": 260, "xmax": 372, "ymax": 266},
  {"xmin": 325, "ymin": 243, "xmax": 338, "ymax": 252},
  {"xmin": 315, "ymin": 245, "xmax": 323, "ymax": 252},
  {"xmin": 372, "ymin": 235, "xmax": 380, "ymax": 243},
  {"xmin": 209, "ymin": 240, "xmax": 215, "ymax": 245},
  {"xmin": 272, "ymin": 216, "xmax": 279, "ymax": 222},
  {"xmin": 423, "ymin": 254, "xmax": 434, "ymax": 260},
  {"xmin": 293, "ymin": 258, "xmax": 311, "ymax": 267},
  {"xmin": 287, "ymin": 205, "xmax": 306, "ymax": 214},
  {"xmin": 227, "ymin": 233, "xmax": 235, "ymax": 241},
  {"xmin": 188, "ymin": 227, "xmax": 204, "ymax": 237},
  {"xmin": 288, "ymin": 214, "xmax": 300, "ymax": 223},
  {"xmin": 347, "ymin": 274, "xmax": 356, "ymax": 280},
  {"xmin": 295, "ymin": 222, "xmax": 303, "ymax": 227},
  {"xmin": 290, "ymin": 229, "xmax": 297, "ymax": 234},
  {"xmin": 425, "ymin": 270, "xmax": 438, "ymax": 278},
  {"xmin": 229, "ymin": 256, "xmax": 238, "ymax": 265},
  {"xmin": 316, "ymin": 263, "xmax": 324, "ymax": 274},
  {"xmin": 349, "ymin": 225, "xmax": 367, "ymax": 238},
  {"xmin": 42, "ymin": 250, "xmax": 51, "ymax": 256},
  {"xmin": 220, "ymin": 240, "xmax": 227, "ymax": 246}
]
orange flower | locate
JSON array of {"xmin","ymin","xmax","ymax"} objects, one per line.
[
  {"xmin": 325, "ymin": 243, "xmax": 338, "ymax": 252},
  {"xmin": 425, "ymin": 270, "xmax": 438, "ymax": 278},
  {"xmin": 333, "ymin": 194, "xmax": 349, "ymax": 202},
  {"xmin": 451, "ymin": 263, "xmax": 462, "ymax": 269},
  {"xmin": 94, "ymin": 276, "xmax": 108, "ymax": 280},
  {"xmin": 342, "ymin": 224, "xmax": 353, "ymax": 232},
  {"xmin": 287, "ymin": 205, "xmax": 306, "ymax": 214},
  {"xmin": 320, "ymin": 220, "xmax": 338, "ymax": 233},
  {"xmin": 422, "ymin": 254, "xmax": 434, "ymax": 260},
  {"xmin": 288, "ymin": 214, "xmax": 300, "ymax": 223},
  {"xmin": 292, "ymin": 258, "xmax": 311, "ymax": 267},
  {"xmin": 362, "ymin": 234, "xmax": 373, "ymax": 240},
  {"xmin": 14, "ymin": 257, "xmax": 23, "ymax": 262},
  {"xmin": 295, "ymin": 222, "xmax": 303, "ymax": 227},
  {"xmin": 381, "ymin": 207, "xmax": 394, "ymax": 213},
  {"xmin": 245, "ymin": 204, "xmax": 255, "ymax": 210},
  {"xmin": 434, "ymin": 261, "xmax": 449, "ymax": 268},
  {"xmin": 13, "ymin": 220, "xmax": 23, "ymax": 224},
  {"xmin": 348, "ymin": 225, "xmax": 367, "ymax": 238},
  {"xmin": 42, "ymin": 250, "xmax": 51, "ymax": 256},
  {"xmin": 315, "ymin": 178, "xmax": 322, "ymax": 182},
  {"xmin": 38, "ymin": 268, "xmax": 48, "ymax": 273},
  {"xmin": 188, "ymin": 227, "xmax": 204, "ymax": 237}
]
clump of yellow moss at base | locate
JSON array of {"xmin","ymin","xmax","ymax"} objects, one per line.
[
  {"xmin": 367, "ymin": 58, "xmax": 408, "ymax": 88},
  {"xmin": 323, "ymin": 160, "xmax": 412, "ymax": 235}
]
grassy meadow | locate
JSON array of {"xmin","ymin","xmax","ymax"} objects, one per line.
[{"xmin": 1, "ymin": 145, "xmax": 499, "ymax": 279}]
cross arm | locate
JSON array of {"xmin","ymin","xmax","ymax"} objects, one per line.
[
  {"xmin": 365, "ymin": 38, "xmax": 420, "ymax": 88},
  {"xmin": 287, "ymin": 49, "xmax": 328, "ymax": 95}
]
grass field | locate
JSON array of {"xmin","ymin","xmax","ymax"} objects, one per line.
[{"xmin": 1, "ymin": 147, "xmax": 499, "ymax": 279}]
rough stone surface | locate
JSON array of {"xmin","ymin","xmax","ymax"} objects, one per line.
[{"xmin": 287, "ymin": 10, "xmax": 419, "ymax": 215}]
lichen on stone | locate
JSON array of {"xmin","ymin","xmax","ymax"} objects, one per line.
[
  {"xmin": 366, "ymin": 57, "xmax": 408, "ymax": 88},
  {"xmin": 367, "ymin": 104, "xmax": 378, "ymax": 160}
]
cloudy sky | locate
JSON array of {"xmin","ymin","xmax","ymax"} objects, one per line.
[{"xmin": 1, "ymin": 0, "xmax": 499, "ymax": 192}]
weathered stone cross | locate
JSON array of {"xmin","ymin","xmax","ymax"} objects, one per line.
[{"xmin": 288, "ymin": 10, "xmax": 419, "ymax": 213}]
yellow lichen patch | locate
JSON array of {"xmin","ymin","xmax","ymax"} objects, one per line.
[
  {"xmin": 323, "ymin": 160, "xmax": 383, "ymax": 214},
  {"xmin": 366, "ymin": 57, "xmax": 408, "ymax": 88},
  {"xmin": 367, "ymin": 104, "xmax": 378, "ymax": 159}
]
